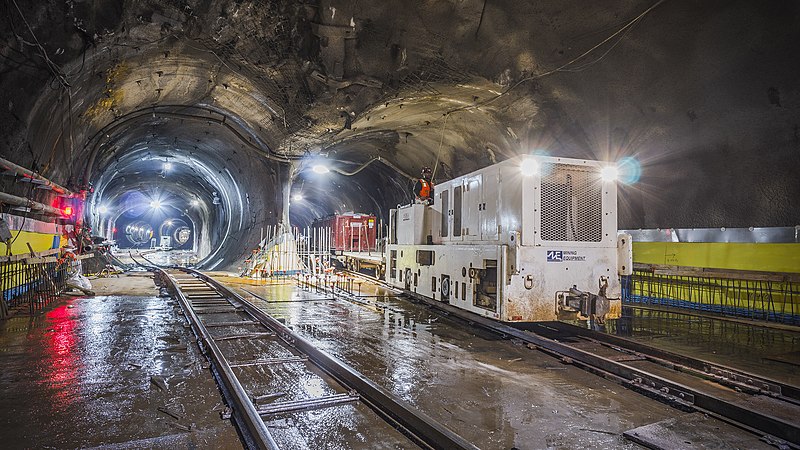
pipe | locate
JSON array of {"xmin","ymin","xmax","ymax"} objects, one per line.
[
  {"xmin": 0, "ymin": 157, "xmax": 77, "ymax": 197},
  {"xmin": 331, "ymin": 156, "xmax": 417, "ymax": 181},
  {"xmin": 0, "ymin": 191, "xmax": 64, "ymax": 216}
]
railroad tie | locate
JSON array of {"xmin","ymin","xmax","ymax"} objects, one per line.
[
  {"xmin": 214, "ymin": 332, "xmax": 275, "ymax": 341},
  {"xmin": 204, "ymin": 320, "xmax": 260, "ymax": 327},
  {"xmin": 229, "ymin": 356, "xmax": 308, "ymax": 368},
  {"xmin": 256, "ymin": 393, "xmax": 360, "ymax": 416}
]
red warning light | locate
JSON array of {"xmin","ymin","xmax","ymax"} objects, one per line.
[
  {"xmin": 112, "ymin": 227, "xmax": 117, "ymax": 233},
  {"xmin": 63, "ymin": 206, "xmax": 73, "ymax": 216}
]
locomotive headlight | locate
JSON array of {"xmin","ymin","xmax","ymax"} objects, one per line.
[
  {"xmin": 600, "ymin": 165, "xmax": 619, "ymax": 182},
  {"xmin": 520, "ymin": 157, "xmax": 539, "ymax": 176}
]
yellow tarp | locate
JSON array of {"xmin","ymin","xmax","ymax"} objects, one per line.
[
  {"xmin": 633, "ymin": 242, "xmax": 800, "ymax": 274},
  {"xmin": 0, "ymin": 230, "xmax": 62, "ymax": 257}
]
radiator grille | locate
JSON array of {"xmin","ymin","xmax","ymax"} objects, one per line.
[{"xmin": 540, "ymin": 164, "xmax": 603, "ymax": 242}]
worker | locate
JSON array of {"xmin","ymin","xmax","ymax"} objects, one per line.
[{"xmin": 413, "ymin": 167, "xmax": 435, "ymax": 205}]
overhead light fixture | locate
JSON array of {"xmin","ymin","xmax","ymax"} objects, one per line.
[
  {"xmin": 312, "ymin": 164, "xmax": 330, "ymax": 174},
  {"xmin": 190, "ymin": 199, "xmax": 199, "ymax": 207},
  {"xmin": 166, "ymin": 220, "xmax": 173, "ymax": 226},
  {"xmin": 150, "ymin": 200, "xmax": 162, "ymax": 209},
  {"xmin": 600, "ymin": 165, "xmax": 619, "ymax": 182},
  {"xmin": 292, "ymin": 194, "xmax": 304, "ymax": 202},
  {"xmin": 163, "ymin": 162, "xmax": 172, "ymax": 171},
  {"xmin": 520, "ymin": 157, "xmax": 539, "ymax": 176},
  {"xmin": 97, "ymin": 205, "xmax": 108, "ymax": 214}
]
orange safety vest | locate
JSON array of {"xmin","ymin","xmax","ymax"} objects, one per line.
[{"xmin": 419, "ymin": 179, "xmax": 431, "ymax": 198}]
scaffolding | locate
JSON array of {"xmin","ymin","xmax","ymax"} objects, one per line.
[{"xmin": 241, "ymin": 224, "xmax": 333, "ymax": 279}]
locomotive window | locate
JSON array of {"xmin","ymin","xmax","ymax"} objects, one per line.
[
  {"xmin": 389, "ymin": 210, "xmax": 397, "ymax": 244},
  {"xmin": 432, "ymin": 277, "xmax": 437, "ymax": 292},
  {"xmin": 440, "ymin": 190, "xmax": 449, "ymax": 237},
  {"xmin": 390, "ymin": 250, "xmax": 397, "ymax": 279},
  {"xmin": 453, "ymin": 185, "xmax": 462, "ymax": 237},
  {"xmin": 416, "ymin": 250, "xmax": 435, "ymax": 266},
  {"xmin": 455, "ymin": 279, "xmax": 459, "ymax": 298}
]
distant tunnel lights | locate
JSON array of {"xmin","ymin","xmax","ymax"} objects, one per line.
[{"xmin": 150, "ymin": 200, "xmax": 162, "ymax": 209}]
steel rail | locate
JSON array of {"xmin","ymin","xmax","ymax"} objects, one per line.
[
  {"xmin": 342, "ymin": 269, "xmax": 800, "ymax": 446},
  {"xmin": 184, "ymin": 268, "xmax": 478, "ymax": 450},
  {"xmin": 537, "ymin": 321, "xmax": 800, "ymax": 403},
  {"xmin": 411, "ymin": 292, "xmax": 800, "ymax": 445},
  {"xmin": 156, "ymin": 269, "xmax": 280, "ymax": 450}
]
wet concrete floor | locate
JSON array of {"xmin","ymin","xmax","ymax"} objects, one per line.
[
  {"xmin": 4, "ymin": 269, "xmax": 794, "ymax": 449},
  {"xmin": 0, "ymin": 273, "xmax": 240, "ymax": 449},
  {"xmin": 115, "ymin": 249, "xmax": 199, "ymax": 267},
  {"xmin": 217, "ymin": 276, "xmax": 679, "ymax": 449}
]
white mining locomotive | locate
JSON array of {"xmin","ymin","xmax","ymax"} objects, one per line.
[{"xmin": 385, "ymin": 155, "xmax": 632, "ymax": 322}]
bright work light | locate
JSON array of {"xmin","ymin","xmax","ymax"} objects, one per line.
[
  {"xmin": 312, "ymin": 164, "xmax": 330, "ymax": 174},
  {"xmin": 600, "ymin": 165, "xmax": 619, "ymax": 182},
  {"xmin": 520, "ymin": 157, "xmax": 539, "ymax": 176}
]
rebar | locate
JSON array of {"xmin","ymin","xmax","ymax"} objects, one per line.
[{"xmin": 622, "ymin": 268, "xmax": 800, "ymax": 325}]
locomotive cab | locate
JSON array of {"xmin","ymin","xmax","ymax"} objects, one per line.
[{"xmin": 385, "ymin": 155, "xmax": 632, "ymax": 323}]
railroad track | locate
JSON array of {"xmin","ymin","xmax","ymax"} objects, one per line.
[
  {"xmin": 339, "ymin": 269, "xmax": 800, "ymax": 448},
  {"xmin": 153, "ymin": 267, "xmax": 477, "ymax": 450}
]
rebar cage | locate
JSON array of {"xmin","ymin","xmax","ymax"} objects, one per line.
[{"xmin": 622, "ymin": 263, "xmax": 800, "ymax": 325}]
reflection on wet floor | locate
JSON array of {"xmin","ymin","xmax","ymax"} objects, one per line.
[
  {"xmin": 0, "ymin": 279, "xmax": 240, "ymax": 449},
  {"xmin": 116, "ymin": 249, "xmax": 199, "ymax": 267},
  {"xmin": 219, "ymin": 276, "xmax": 676, "ymax": 449},
  {"xmin": 595, "ymin": 307, "xmax": 800, "ymax": 385}
]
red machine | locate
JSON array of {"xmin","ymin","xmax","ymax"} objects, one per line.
[{"xmin": 313, "ymin": 213, "xmax": 378, "ymax": 253}]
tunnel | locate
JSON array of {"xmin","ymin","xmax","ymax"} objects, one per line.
[
  {"xmin": 1, "ymin": 0, "xmax": 798, "ymax": 270},
  {"xmin": 2, "ymin": 1, "xmax": 800, "ymax": 449}
]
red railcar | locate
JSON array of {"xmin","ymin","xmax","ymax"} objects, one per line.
[{"xmin": 313, "ymin": 213, "xmax": 378, "ymax": 252}]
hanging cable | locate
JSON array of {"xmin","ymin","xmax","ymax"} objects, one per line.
[{"xmin": 446, "ymin": 0, "xmax": 669, "ymax": 115}]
